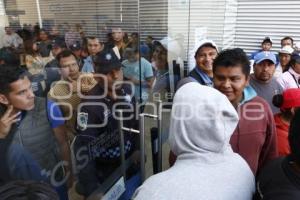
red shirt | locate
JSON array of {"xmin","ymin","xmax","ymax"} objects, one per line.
[
  {"xmin": 230, "ymin": 96, "xmax": 278, "ymax": 175},
  {"xmin": 274, "ymin": 114, "xmax": 290, "ymax": 156}
]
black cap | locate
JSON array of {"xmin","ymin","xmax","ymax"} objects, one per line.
[
  {"xmin": 92, "ymin": 49, "xmax": 122, "ymax": 74},
  {"xmin": 262, "ymin": 37, "xmax": 272, "ymax": 44},
  {"xmin": 69, "ymin": 41, "xmax": 81, "ymax": 51},
  {"xmin": 292, "ymin": 53, "xmax": 300, "ymax": 64},
  {"xmin": 51, "ymin": 38, "xmax": 66, "ymax": 49}
]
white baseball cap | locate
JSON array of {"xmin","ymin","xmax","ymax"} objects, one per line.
[{"xmin": 279, "ymin": 45, "xmax": 294, "ymax": 55}]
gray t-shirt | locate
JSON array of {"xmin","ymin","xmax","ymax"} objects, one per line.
[{"xmin": 250, "ymin": 74, "xmax": 283, "ymax": 114}]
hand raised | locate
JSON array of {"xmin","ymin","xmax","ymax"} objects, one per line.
[{"xmin": 0, "ymin": 105, "xmax": 20, "ymax": 139}]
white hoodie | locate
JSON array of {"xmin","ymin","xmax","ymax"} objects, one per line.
[{"xmin": 133, "ymin": 83, "xmax": 255, "ymax": 200}]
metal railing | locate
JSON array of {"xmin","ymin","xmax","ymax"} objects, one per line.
[{"xmin": 117, "ymin": 100, "xmax": 162, "ymax": 183}]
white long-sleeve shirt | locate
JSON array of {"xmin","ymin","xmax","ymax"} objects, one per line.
[
  {"xmin": 3, "ymin": 33, "xmax": 23, "ymax": 48},
  {"xmin": 277, "ymin": 68, "xmax": 300, "ymax": 90}
]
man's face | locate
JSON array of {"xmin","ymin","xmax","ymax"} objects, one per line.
[
  {"xmin": 262, "ymin": 42, "xmax": 272, "ymax": 51},
  {"xmin": 72, "ymin": 49, "xmax": 82, "ymax": 58},
  {"xmin": 254, "ymin": 60, "xmax": 275, "ymax": 82},
  {"xmin": 0, "ymin": 76, "xmax": 35, "ymax": 111},
  {"xmin": 281, "ymin": 39, "xmax": 293, "ymax": 47},
  {"xmin": 59, "ymin": 55, "xmax": 80, "ymax": 80},
  {"xmin": 126, "ymin": 51, "xmax": 138, "ymax": 63},
  {"xmin": 279, "ymin": 53, "xmax": 291, "ymax": 68},
  {"xmin": 195, "ymin": 46, "xmax": 217, "ymax": 75},
  {"xmin": 112, "ymin": 28, "xmax": 124, "ymax": 43},
  {"xmin": 5, "ymin": 27, "xmax": 12, "ymax": 35},
  {"xmin": 87, "ymin": 39, "xmax": 102, "ymax": 56},
  {"xmin": 52, "ymin": 46, "xmax": 63, "ymax": 57},
  {"xmin": 39, "ymin": 31, "xmax": 48, "ymax": 41},
  {"xmin": 51, "ymin": 27, "xmax": 60, "ymax": 36},
  {"xmin": 213, "ymin": 66, "xmax": 249, "ymax": 106}
]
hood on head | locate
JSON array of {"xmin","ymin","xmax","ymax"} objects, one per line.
[{"xmin": 169, "ymin": 82, "xmax": 239, "ymax": 157}]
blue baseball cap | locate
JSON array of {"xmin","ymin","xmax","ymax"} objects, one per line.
[{"xmin": 254, "ymin": 51, "xmax": 276, "ymax": 64}]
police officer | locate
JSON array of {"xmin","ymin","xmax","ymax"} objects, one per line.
[{"xmin": 75, "ymin": 49, "xmax": 139, "ymax": 197}]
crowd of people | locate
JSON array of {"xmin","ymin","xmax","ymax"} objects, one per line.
[{"xmin": 0, "ymin": 22, "xmax": 300, "ymax": 200}]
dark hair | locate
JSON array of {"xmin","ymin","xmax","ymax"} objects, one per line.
[
  {"xmin": 131, "ymin": 32, "xmax": 138, "ymax": 38},
  {"xmin": 272, "ymin": 93, "xmax": 293, "ymax": 118},
  {"xmin": 289, "ymin": 109, "xmax": 300, "ymax": 164},
  {"xmin": 123, "ymin": 47, "xmax": 138, "ymax": 60},
  {"xmin": 0, "ymin": 181, "xmax": 59, "ymax": 200},
  {"xmin": 272, "ymin": 94, "xmax": 284, "ymax": 108},
  {"xmin": 281, "ymin": 36, "xmax": 294, "ymax": 46},
  {"xmin": 194, "ymin": 43, "xmax": 217, "ymax": 58},
  {"xmin": 110, "ymin": 21, "xmax": 123, "ymax": 32},
  {"xmin": 86, "ymin": 36, "xmax": 101, "ymax": 44},
  {"xmin": 0, "ymin": 47, "xmax": 20, "ymax": 65},
  {"xmin": 213, "ymin": 48, "xmax": 250, "ymax": 77},
  {"xmin": 147, "ymin": 36, "xmax": 154, "ymax": 40},
  {"xmin": 56, "ymin": 50, "xmax": 77, "ymax": 67},
  {"xmin": 0, "ymin": 65, "xmax": 27, "ymax": 94},
  {"xmin": 262, "ymin": 38, "xmax": 272, "ymax": 45},
  {"xmin": 24, "ymin": 39, "xmax": 38, "ymax": 56},
  {"xmin": 93, "ymin": 50, "xmax": 122, "ymax": 74},
  {"xmin": 39, "ymin": 28, "xmax": 49, "ymax": 35},
  {"xmin": 289, "ymin": 53, "xmax": 300, "ymax": 68}
]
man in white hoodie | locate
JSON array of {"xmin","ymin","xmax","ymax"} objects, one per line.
[{"xmin": 133, "ymin": 82, "xmax": 255, "ymax": 200}]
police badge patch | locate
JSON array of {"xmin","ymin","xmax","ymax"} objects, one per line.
[
  {"xmin": 124, "ymin": 94, "xmax": 132, "ymax": 103},
  {"xmin": 77, "ymin": 112, "xmax": 88, "ymax": 131}
]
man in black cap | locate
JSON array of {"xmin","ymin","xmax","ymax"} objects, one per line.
[
  {"xmin": 37, "ymin": 38, "xmax": 67, "ymax": 95},
  {"xmin": 69, "ymin": 41, "xmax": 84, "ymax": 70},
  {"xmin": 45, "ymin": 38, "xmax": 67, "ymax": 69},
  {"xmin": 74, "ymin": 49, "xmax": 140, "ymax": 197}
]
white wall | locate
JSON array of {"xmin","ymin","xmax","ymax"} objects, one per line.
[{"xmin": 235, "ymin": 0, "xmax": 300, "ymax": 54}]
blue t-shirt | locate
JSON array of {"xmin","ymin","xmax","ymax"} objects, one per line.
[
  {"xmin": 47, "ymin": 100, "xmax": 65, "ymax": 128},
  {"xmin": 81, "ymin": 56, "xmax": 94, "ymax": 73},
  {"xmin": 122, "ymin": 57, "xmax": 153, "ymax": 102}
]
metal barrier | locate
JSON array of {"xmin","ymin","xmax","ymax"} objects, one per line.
[
  {"xmin": 85, "ymin": 100, "xmax": 163, "ymax": 199},
  {"xmin": 117, "ymin": 100, "xmax": 162, "ymax": 183}
]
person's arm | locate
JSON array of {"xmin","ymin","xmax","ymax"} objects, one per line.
[
  {"xmin": 52, "ymin": 124, "xmax": 73, "ymax": 187},
  {"xmin": 144, "ymin": 76, "xmax": 154, "ymax": 88},
  {"xmin": 47, "ymin": 100, "xmax": 73, "ymax": 188},
  {"xmin": 13, "ymin": 34, "xmax": 23, "ymax": 48},
  {"xmin": 276, "ymin": 74, "xmax": 287, "ymax": 91},
  {"xmin": 144, "ymin": 60, "xmax": 154, "ymax": 88},
  {"xmin": 258, "ymin": 104, "xmax": 278, "ymax": 170},
  {"xmin": 25, "ymin": 55, "xmax": 34, "ymax": 70},
  {"xmin": 169, "ymin": 150, "xmax": 177, "ymax": 167},
  {"xmin": 0, "ymin": 106, "xmax": 22, "ymax": 182}
]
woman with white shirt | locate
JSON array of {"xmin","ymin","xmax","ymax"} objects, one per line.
[
  {"xmin": 277, "ymin": 54, "xmax": 300, "ymax": 90},
  {"xmin": 274, "ymin": 45, "xmax": 294, "ymax": 78}
]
